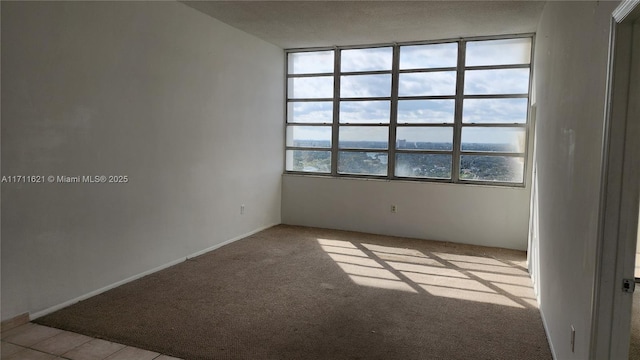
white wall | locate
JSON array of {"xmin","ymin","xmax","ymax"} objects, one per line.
[
  {"xmin": 1, "ymin": 1, "xmax": 284, "ymax": 321},
  {"xmin": 530, "ymin": 1, "xmax": 619, "ymax": 358},
  {"xmin": 282, "ymin": 175, "xmax": 531, "ymax": 250}
]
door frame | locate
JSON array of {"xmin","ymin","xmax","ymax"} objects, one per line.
[{"xmin": 591, "ymin": 1, "xmax": 640, "ymax": 359}]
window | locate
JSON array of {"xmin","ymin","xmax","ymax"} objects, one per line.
[{"xmin": 285, "ymin": 35, "xmax": 533, "ymax": 186}]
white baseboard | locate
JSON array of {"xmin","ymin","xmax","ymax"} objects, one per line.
[
  {"xmin": 186, "ymin": 223, "xmax": 278, "ymax": 259},
  {"xmin": 30, "ymin": 257, "xmax": 184, "ymax": 320},
  {"xmin": 539, "ymin": 306, "xmax": 557, "ymax": 360},
  {"xmin": 532, "ymin": 276, "xmax": 557, "ymax": 360},
  {"xmin": 30, "ymin": 223, "xmax": 279, "ymax": 320}
]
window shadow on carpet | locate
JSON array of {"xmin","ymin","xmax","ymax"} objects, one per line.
[{"xmin": 35, "ymin": 225, "xmax": 552, "ymax": 360}]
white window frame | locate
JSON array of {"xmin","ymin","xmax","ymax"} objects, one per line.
[{"xmin": 285, "ymin": 34, "xmax": 535, "ymax": 187}]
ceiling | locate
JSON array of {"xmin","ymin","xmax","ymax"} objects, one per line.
[{"xmin": 183, "ymin": 1, "xmax": 546, "ymax": 49}]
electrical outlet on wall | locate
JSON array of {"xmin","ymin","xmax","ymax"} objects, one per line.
[
  {"xmin": 390, "ymin": 205, "xmax": 397, "ymax": 213},
  {"xmin": 241, "ymin": 204, "xmax": 245, "ymax": 215}
]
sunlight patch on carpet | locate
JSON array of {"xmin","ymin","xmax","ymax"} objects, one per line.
[
  {"xmin": 349, "ymin": 275, "xmax": 418, "ymax": 293},
  {"xmin": 318, "ymin": 238, "xmax": 536, "ymax": 309}
]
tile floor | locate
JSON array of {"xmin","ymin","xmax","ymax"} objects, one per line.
[{"xmin": 1, "ymin": 323, "xmax": 181, "ymax": 360}]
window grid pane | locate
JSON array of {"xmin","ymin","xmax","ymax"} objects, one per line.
[
  {"xmin": 288, "ymin": 50, "xmax": 335, "ymax": 74},
  {"xmin": 396, "ymin": 126, "xmax": 453, "ymax": 151},
  {"xmin": 463, "ymin": 69, "xmax": 530, "ymax": 95},
  {"xmin": 397, "ymin": 99, "xmax": 455, "ymax": 124},
  {"xmin": 341, "ymin": 47, "xmax": 393, "ymax": 72},
  {"xmin": 338, "ymin": 151, "xmax": 388, "ymax": 176},
  {"xmin": 285, "ymin": 35, "xmax": 532, "ymax": 186},
  {"xmin": 286, "ymin": 125, "xmax": 332, "ymax": 148},
  {"xmin": 339, "ymin": 126, "xmax": 389, "ymax": 149},
  {"xmin": 396, "ymin": 153, "xmax": 452, "ymax": 179},
  {"xmin": 286, "ymin": 150, "xmax": 331, "ymax": 173},
  {"xmin": 398, "ymin": 71, "xmax": 457, "ymax": 97},
  {"xmin": 288, "ymin": 76, "xmax": 334, "ymax": 99},
  {"xmin": 459, "ymin": 155, "xmax": 524, "ymax": 183},
  {"xmin": 341, "ymin": 74, "xmax": 392, "ymax": 98},
  {"xmin": 400, "ymin": 43, "xmax": 458, "ymax": 70},
  {"xmin": 465, "ymin": 38, "xmax": 532, "ymax": 67},
  {"xmin": 340, "ymin": 101, "xmax": 391, "ymax": 124},
  {"xmin": 462, "ymin": 98, "xmax": 528, "ymax": 124},
  {"xmin": 460, "ymin": 127, "xmax": 526, "ymax": 153},
  {"xmin": 288, "ymin": 102, "xmax": 334, "ymax": 124}
]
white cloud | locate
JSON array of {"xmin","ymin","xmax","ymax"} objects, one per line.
[
  {"xmin": 341, "ymin": 74, "xmax": 392, "ymax": 98},
  {"xmin": 396, "ymin": 127, "xmax": 453, "ymax": 145},
  {"xmin": 286, "ymin": 126, "xmax": 331, "ymax": 144},
  {"xmin": 288, "ymin": 77, "xmax": 334, "ymax": 99},
  {"xmin": 462, "ymin": 98, "xmax": 528, "ymax": 124},
  {"xmin": 464, "ymin": 69, "xmax": 530, "ymax": 95},
  {"xmin": 461, "ymin": 127, "xmax": 526, "ymax": 151},
  {"xmin": 400, "ymin": 43, "xmax": 458, "ymax": 69},
  {"xmin": 341, "ymin": 47, "xmax": 392, "ymax": 72},
  {"xmin": 398, "ymin": 72, "xmax": 456, "ymax": 97},
  {"xmin": 339, "ymin": 101, "xmax": 390, "ymax": 123},
  {"xmin": 466, "ymin": 38, "xmax": 531, "ymax": 67},
  {"xmin": 397, "ymin": 99, "xmax": 455, "ymax": 124},
  {"xmin": 288, "ymin": 102, "xmax": 333, "ymax": 123},
  {"xmin": 339, "ymin": 126, "xmax": 388, "ymax": 145},
  {"xmin": 288, "ymin": 51, "xmax": 334, "ymax": 74}
]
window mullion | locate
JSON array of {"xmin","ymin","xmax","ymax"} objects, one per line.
[
  {"xmin": 388, "ymin": 44, "xmax": 400, "ymax": 179},
  {"xmin": 452, "ymin": 40, "xmax": 466, "ymax": 183},
  {"xmin": 331, "ymin": 48, "xmax": 340, "ymax": 176},
  {"xmin": 286, "ymin": 35, "xmax": 532, "ymax": 186}
]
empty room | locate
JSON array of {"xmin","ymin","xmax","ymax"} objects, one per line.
[{"xmin": 2, "ymin": 1, "xmax": 638, "ymax": 359}]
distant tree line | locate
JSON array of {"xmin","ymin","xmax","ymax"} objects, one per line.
[{"xmin": 291, "ymin": 141, "xmax": 521, "ymax": 181}]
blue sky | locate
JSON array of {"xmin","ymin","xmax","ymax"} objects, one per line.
[{"xmin": 287, "ymin": 38, "xmax": 531, "ymax": 146}]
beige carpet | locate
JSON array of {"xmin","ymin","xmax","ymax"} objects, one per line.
[{"xmin": 36, "ymin": 225, "xmax": 552, "ymax": 360}]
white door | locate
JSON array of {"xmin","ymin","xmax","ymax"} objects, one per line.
[{"xmin": 592, "ymin": 1, "xmax": 640, "ymax": 359}]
